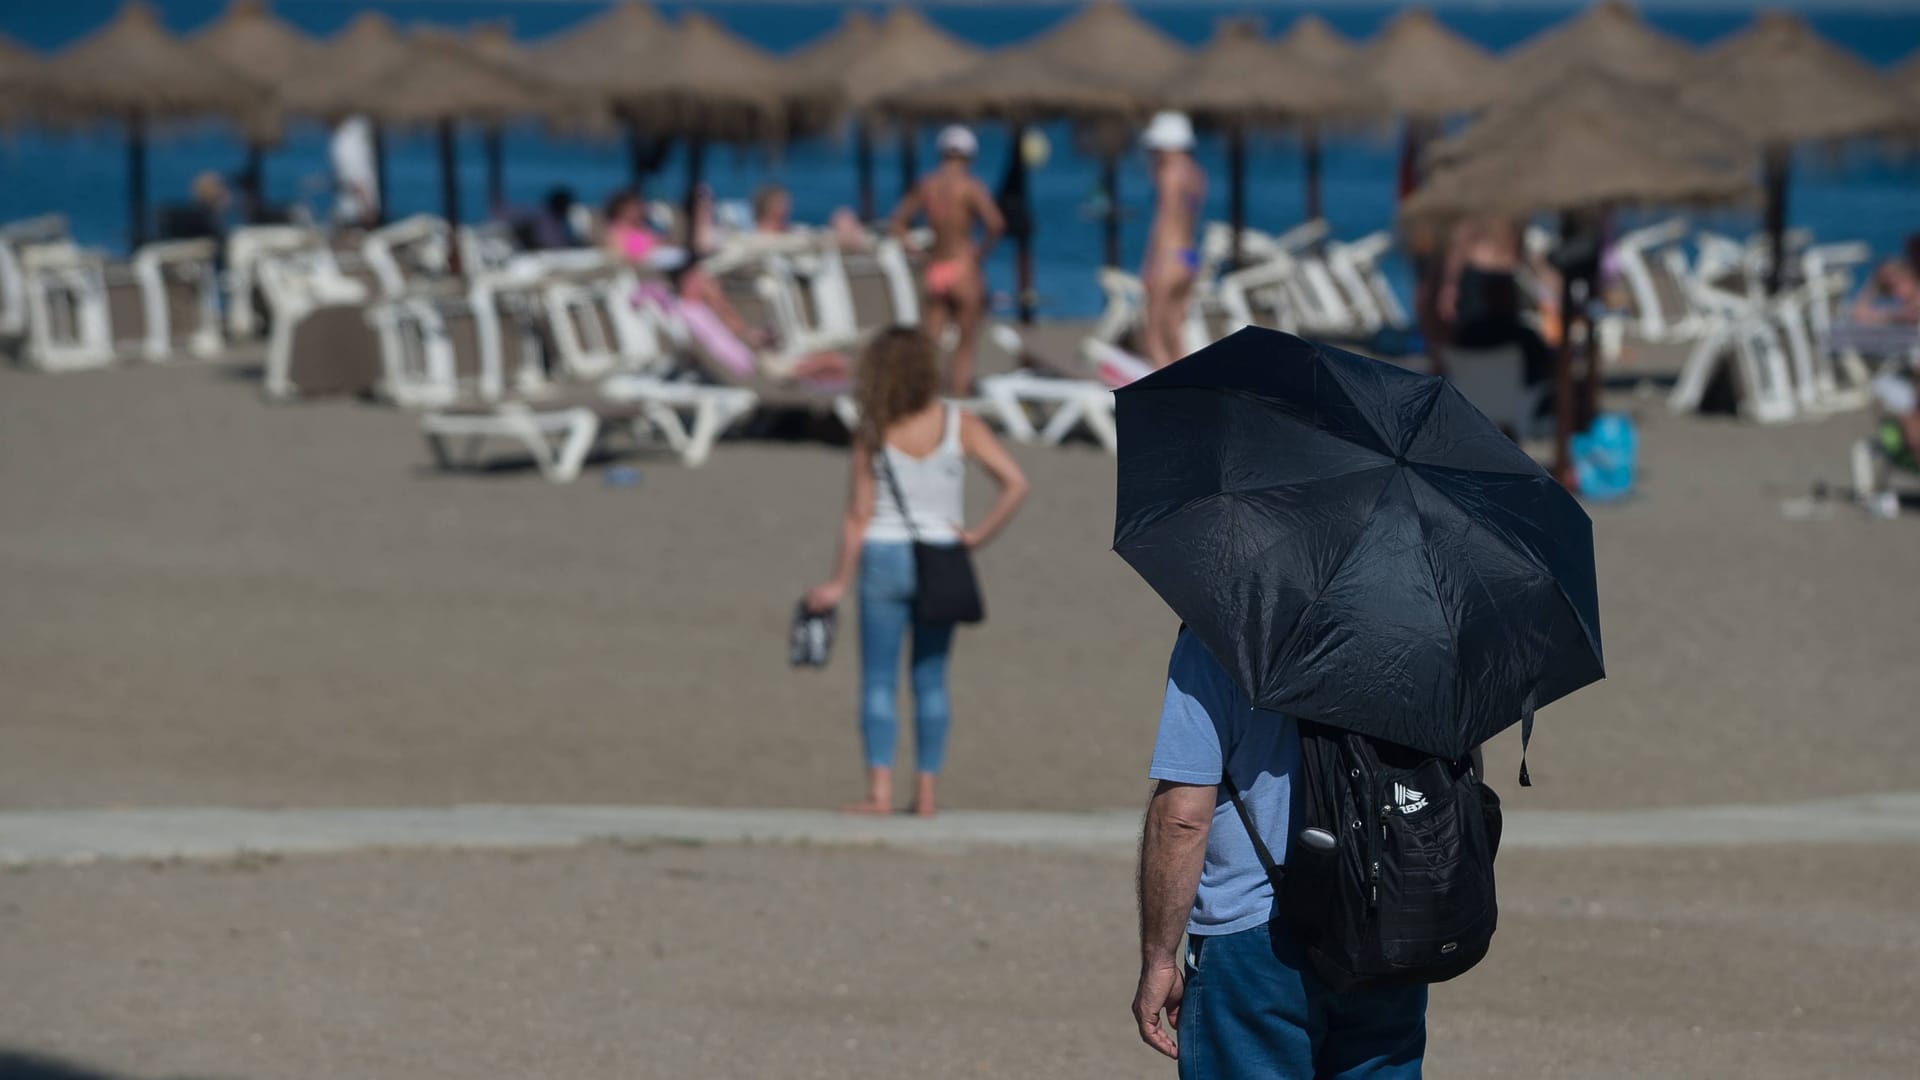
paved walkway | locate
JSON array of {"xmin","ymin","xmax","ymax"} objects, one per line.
[{"xmin": 4, "ymin": 792, "xmax": 1920, "ymax": 866}]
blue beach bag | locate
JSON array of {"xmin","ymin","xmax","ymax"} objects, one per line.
[{"xmin": 1573, "ymin": 413, "xmax": 1637, "ymax": 501}]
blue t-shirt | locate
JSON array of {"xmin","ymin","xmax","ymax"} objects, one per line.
[{"xmin": 1148, "ymin": 630, "xmax": 1301, "ymax": 937}]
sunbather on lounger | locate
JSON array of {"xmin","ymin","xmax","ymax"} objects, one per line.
[
  {"xmin": 888, "ymin": 125, "xmax": 1003, "ymax": 397},
  {"xmin": 1850, "ymin": 260, "xmax": 1920, "ymax": 327},
  {"xmin": 604, "ymin": 190, "xmax": 771, "ymax": 349}
]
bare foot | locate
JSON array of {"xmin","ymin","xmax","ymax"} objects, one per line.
[
  {"xmin": 909, "ymin": 773, "xmax": 938, "ymax": 817},
  {"xmin": 840, "ymin": 799, "xmax": 893, "ymax": 815}
]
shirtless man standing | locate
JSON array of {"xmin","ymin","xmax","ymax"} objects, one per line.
[
  {"xmin": 1141, "ymin": 111, "xmax": 1206, "ymax": 369},
  {"xmin": 888, "ymin": 125, "xmax": 1004, "ymax": 396}
]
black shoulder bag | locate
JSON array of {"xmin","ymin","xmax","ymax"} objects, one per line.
[{"xmin": 875, "ymin": 444, "xmax": 984, "ymax": 625}]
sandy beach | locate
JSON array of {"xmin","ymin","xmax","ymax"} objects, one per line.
[
  {"xmin": 2, "ymin": 345, "xmax": 1917, "ymax": 1077},
  {"xmin": 3, "ymin": 842, "xmax": 1917, "ymax": 1079},
  {"xmin": 1, "ymin": 352, "xmax": 1915, "ymax": 812}
]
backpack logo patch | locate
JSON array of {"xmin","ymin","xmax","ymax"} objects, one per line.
[{"xmin": 1392, "ymin": 782, "xmax": 1429, "ymax": 815}]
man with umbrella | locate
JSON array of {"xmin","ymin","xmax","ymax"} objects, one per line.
[{"xmin": 1125, "ymin": 329, "xmax": 1603, "ymax": 1076}]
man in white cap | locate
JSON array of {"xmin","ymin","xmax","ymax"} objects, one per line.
[
  {"xmin": 888, "ymin": 124, "xmax": 1005, "ymax": 395},
  {"xmin": 1140, "ymin": 110, "xmax": 1206, "ymax": 369}
]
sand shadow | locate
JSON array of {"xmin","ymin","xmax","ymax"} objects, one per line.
[{"xmin": 0, "ymin": 1050, "xmax": 225, "ymax": 1080}]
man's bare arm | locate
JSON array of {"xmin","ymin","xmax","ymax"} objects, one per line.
[{"xmin": 1133, "ymin": 779, "xmax": 1216, "ymax": 1060}]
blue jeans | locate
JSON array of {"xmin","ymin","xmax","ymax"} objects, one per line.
[
  {"xmin": 1180, "ymin": 922, "xmax": 1427, "ymax": 1080},
  {"xmin": 858, "ymin": 542, "xmax": 955, "ymax": 774}
]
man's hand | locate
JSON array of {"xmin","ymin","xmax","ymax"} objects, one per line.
[{"xmin": 1132, "ymin": 958, "xmax": 1185, "ymax": 1059}]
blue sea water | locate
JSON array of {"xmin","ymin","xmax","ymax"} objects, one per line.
[{"xmin": 2, "ymin": 2, "xmax": 1917, "ymax": 316}]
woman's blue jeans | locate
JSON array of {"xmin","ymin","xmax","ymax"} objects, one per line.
[{"xmin": 858, "ymin": 542, "xmax": 955, "ymax": 774}]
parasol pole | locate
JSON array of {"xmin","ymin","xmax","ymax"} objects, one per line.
[
  {"xmin": 1552, "ymin": 214, "xmax": 1577, "ymax": 490},
  {"xmin": 1000, "ymin": 122, "xmax": 1036, "ymax": 325},
  {"xmin": 241, "ymin": 142, "xmax": 266, "ymax": 223},
  {"xmin": 371, "ymin": 121, "xmax": 389, "ymax": 226},
  {"xmin": 1303, "ymin": 125, "xmax": 1323, "ymax": 227},
  {"xmin": 854, "ymin": 119, "xmax": 876, "ymax": 222},
  {"xmin": 898, "ymin": 123, "xmax": 919, "ymax": 199},
  {"xmin": 436, "ymin": 118, "xmax": 460, "ymax": 225},
  {"xmin": 1762, "ymin": 145, "xmax": 1789, "ymax": 295},
  {"xmin": 1100, "ymin": 152, "xmax": 1121, "ymax": 269},
  {"xmin": 484, "ymin": 126, "xmax": 505, "ymax": 213},
  {"xmin": 127, "ymin": 110, "xmax": 148, "ymax": 249},
  {"xmin": 682, "ymin": 134, "xmax": 707, "ymax": 252},
  {"xmin": 1227, "ymin": 124, "xmax": 1247, "ymax": 269}
]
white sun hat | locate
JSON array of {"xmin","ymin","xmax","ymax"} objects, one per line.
[
  {"xmin": 937, "ymin": 124, "xmax": 978, "ymax": 158},
  {"xmin": 1141, "ymin": 110, "xmax": 1196, "ymax": 153}
]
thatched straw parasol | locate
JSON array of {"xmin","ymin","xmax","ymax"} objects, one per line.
[
  {"xmin": 40, "ymin": 1, "xmax": 267, "ymax": 247},
  {"xmin": 283, "ymin": 11, "xmax": 411, "ymax": 119},
  {"xmin": 526, "ymin": 1, "xmax": 671, "ymax": 188},
  {"xmin": 1897, "ymin": 48, "xmax": 1920, "ymax": 101},
  {"xmin": 788, "ymin": 8, "xmax": 984, "ymax": 218},
  {"xmin": 1168, "ymin": 21, "xmax": 1378, "ymax": 260},
  {"xmin": 1277, "ymin": 14, "xmax": 1358, "ymax": 67},
  {"xmin": 1501, "ymin": 1, "xmax": 1694, "ymax": 97},
  {"xmin": 1686, "ymin": 11, "xmax": 1906, "ymax": 145},
  {"xmin": 189, "ymin": 1, "xmax": 319, "ymax": 210},
  {"xmin": 333, "ymin": 29, "xmax": 585, "ymax": 226},
  {"xmin": 1402, "ymin": 107, "xmax": 1750, "ymax": 224},
  {"xmin": 1405, "ymin": 100, "xmax": 1750, "ymax": 485},
  {"xmin": 1359, "ymin": 9, "xmax": 1506, "ymax": 119},
  {"xmin": 189, "ymin": 0, "xmax": 315, "ymax": 86},
  {"xmin": 0, "ymin": 34, "xmax": 49, "ymax": 129},
  {"xmin": 1430, "ymin": 69, "xmax": 1746, "ymax": 169},
  {"xmin": 1680, "ymin": 11, "xmax": 1908, "ymax": 291},
  {"xmin": 1023, "ymin": 0, "xmax": 1189, "ymax": 97}
]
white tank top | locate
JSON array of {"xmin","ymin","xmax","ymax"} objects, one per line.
[{"xmin": 866, "ymin": 404, "xmax": 965, "ymax": 544}]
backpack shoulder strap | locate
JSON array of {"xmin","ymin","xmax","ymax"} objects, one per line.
[{"xmin": 1222, "ymin": 777, "xmax": 1285, "ymax": 883}]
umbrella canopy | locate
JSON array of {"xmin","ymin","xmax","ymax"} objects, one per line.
[
  {"xmin": 283, "ymin": 11, "xmax": 412, "ymax": 120},
  {"xmin": 188, "ymin": 0, "xmax": 316, "ymax": 87},
  {"xmin": 1113, "ymin": 328, "xmax": 1603, "ymax": 760},
  {"xmin": 795, "ymin": 7, "xmax": 984, "ymax": 112},
  {"xmin": 1898, "ymin": 48, "xmax": 1920, "ymax": 100},
  {"xmin": 1359, "ymin": 9, "xmax": 1506, "ymax": 119},
  {"xmin": 1276, "ymin": 14, "xmax": 1359, "ymax": 68},
  {"xmin": 40, "ymin": 1, "xmax": 264, "ymax": 121},
  {"xmin": 1401, "ymin": 100, "xmax": 1752, "ymax": 222},
  {"xmin": 1428, "ymin": 69, "xmax": 1747, "ymax": 171},
  {"xmin": 1166, "ymin": 20, "xmax": 1377, "ymax": 126},
  {"xmin": 1501, "ymin": 1, "xmax": 1694, "ymax": 97},
  {"xmin": 1681, "ymin": 11, "xmax": 1906, "ymax": 146}
]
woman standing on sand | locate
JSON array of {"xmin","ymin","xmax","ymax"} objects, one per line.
[{"xmin": 806, "ymin": 329, "xmax": 1029, "ymax": 816}]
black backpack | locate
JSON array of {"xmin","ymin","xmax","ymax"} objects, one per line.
[{"xmin": 1227, "ymin": 719, "xmax": 1503, "ymax": 993}]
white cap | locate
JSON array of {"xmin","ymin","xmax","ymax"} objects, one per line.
[
  {"xmin": 1141, "ymin": 110, "xmax": 1195, "ymax": 153},
  {"xmin": 937, "ymin": 124, "xmax": 978, "ymax": 159}
]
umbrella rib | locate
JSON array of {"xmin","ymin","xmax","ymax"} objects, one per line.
[{"xmin": 1256, "ymin": 466, "xmax": 1403, "ymax": 703}]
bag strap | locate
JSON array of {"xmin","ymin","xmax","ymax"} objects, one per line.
[
  {"xmin": 1222, "ymin": 777, "xmax": 1284, "ymax": 884},
  {"xmin": 872, "ymin": 443, "xmax": 921, "ymax": 545}
]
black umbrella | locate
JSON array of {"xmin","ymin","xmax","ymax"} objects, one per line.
[{"xmin": 1113, "ymin": 328, "xmax": 1603, "ymax": 767}]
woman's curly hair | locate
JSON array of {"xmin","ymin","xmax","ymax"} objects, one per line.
[{"xmin": 853, "ymin": 327, "xmax": 940, "ymax": 445}]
